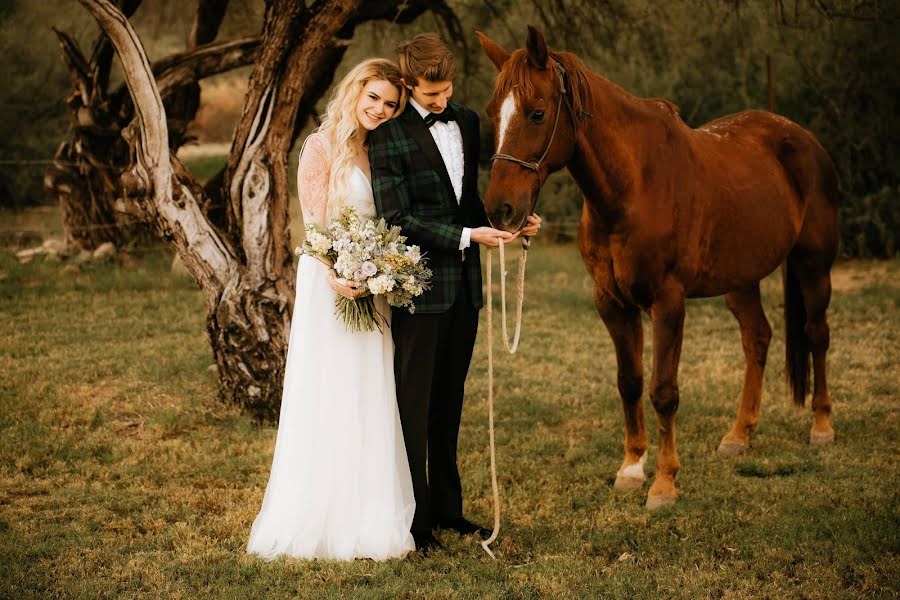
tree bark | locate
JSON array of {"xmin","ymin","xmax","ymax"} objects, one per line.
[{"xmin": 213, "ymin": 0, "xmax": 377, "ymax": 419}]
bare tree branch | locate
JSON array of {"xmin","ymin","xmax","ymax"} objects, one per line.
[
  {"xmin": 106, "ymin": 36, "xmax": 263, "ymax": 101},
  {"xmin": 77, "ymin": 0, "xmax": 237, "ymax": 300},
  {"xmin": 190, "ymin": 0, "xmax": 231, "ymax": 47},
  {"xmin": 52, "ymin": 28, "xmax": 93, "ymax": 105}
]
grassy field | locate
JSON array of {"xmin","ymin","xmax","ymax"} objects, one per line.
[{"xmin": 1, "ymin": 221, "xmax": 898, "ymax": 598}]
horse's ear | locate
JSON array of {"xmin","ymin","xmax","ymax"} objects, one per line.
[
  {"xmin": 476, "ymin": 31, "xmax": 510, "ymax": 71},
  {"xmin": 526, "ymin": 25, "xmax": 549, "ymax": 69}
]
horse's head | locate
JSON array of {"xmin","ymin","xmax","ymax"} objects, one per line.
[{"xmin": 477, "ymin": 26, "xmax": 579, "ymax": 232}]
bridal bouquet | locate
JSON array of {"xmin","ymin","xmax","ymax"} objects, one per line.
[{"xmin": 298, "ymin": 207, "xmax": 432, "ymax": 332}]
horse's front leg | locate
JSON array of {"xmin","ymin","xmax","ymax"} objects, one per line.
[
  {"xmin": 646, "ymin": 278, "xmax": 685, "ymax": 510},
  {"xmin": 595, "ymin": 290, "xmax": 647, "ymax": 492}
]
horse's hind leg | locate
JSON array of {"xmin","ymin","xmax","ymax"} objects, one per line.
[
  {"xmin": 779, "ymin": 136, "xmax": 838, "ymax": 444},
  {"xmin": 718, "ymin": 285, "xmax": 772, "ymax": 455},
  {"xmin": 595, "ymin": 293, "xmax": 647, "ymax": 492},
  {"xmin": 791, "ymin": 253, "xmax": 835, "ymax": 444}
]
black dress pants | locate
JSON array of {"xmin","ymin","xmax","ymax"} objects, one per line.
[{"xmin": 391, "ymin": 278, "xmax": 479, "ymax": 535}]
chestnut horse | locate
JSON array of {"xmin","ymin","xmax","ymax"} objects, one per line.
[{"xmin": 477, "ymin": 26, "xmax": 839, "ymax": 509}]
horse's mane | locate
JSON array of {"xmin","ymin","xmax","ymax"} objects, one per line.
[
  {"xmin": 492, "ymin": 49, "xmax": 594, "ymax": 121},
  {"xmin": 492, "ymin": 48, "xmax": 689, "ymax": 133}
]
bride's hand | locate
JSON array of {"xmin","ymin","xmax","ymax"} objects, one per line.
[{"xmin": 327, "ymin": 270, "xmax": 371, "ymax": 300}]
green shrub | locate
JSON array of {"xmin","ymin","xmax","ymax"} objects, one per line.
[
  {"xmin": 0, "ymin": 2, "xmax": 83, "ymax": 208},
  {"xmin": 841, "ymin": 186, "xmax": 899, "ymax": 258}
]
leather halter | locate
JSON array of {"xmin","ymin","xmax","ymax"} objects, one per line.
[{"xmin": 490, "ymin": 62, "xmax": 576, "ymax": 215}]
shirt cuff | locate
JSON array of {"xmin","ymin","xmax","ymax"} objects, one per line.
[{"xmin": 459, "ymin": 227, "xmax": 472, "ymax": 251}]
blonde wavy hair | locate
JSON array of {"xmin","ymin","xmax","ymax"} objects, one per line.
[{"xmin": 316, "ymin": 58, "xmax": 407, "ymax": 220}]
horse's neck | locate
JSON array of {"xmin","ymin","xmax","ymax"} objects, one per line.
[{"xmin": 569, "ymin": 75, "xmax": 686, "ymax": 226}]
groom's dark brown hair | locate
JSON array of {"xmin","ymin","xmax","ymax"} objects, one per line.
[{"xmin": 396, "ymin": 33, "xmax": 456, "ymax": 86}]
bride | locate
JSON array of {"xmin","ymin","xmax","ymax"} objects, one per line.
[{"xmin": 247, "ymin": 59, "xmax": 415, "ymax": 561}]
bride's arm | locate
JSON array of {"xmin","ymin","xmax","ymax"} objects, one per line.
[
  {"xmin": 297, "ymin": 133, "xmax": 329, "ymax": 228},
  {"xmin": 296, "ymin": 133, "xmax": 368, "ymax": 300}
]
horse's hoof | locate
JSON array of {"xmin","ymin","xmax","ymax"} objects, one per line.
[
  {"xmin": 646, "ymin": 493, "xmax": 677, "ymax": 511},
  {"xmin": 613, "ymin": 453, "xmax": 647, "ymax": 492},
  {"xmin": 613, "ymin": 474, "xmax": 645, "ymax": 493},
  {"xmin": 810, "ymin": 430, "xmax": 835, "ymax": 445},
  {"xmin": 717, "ymin": 439, "xmax": 748, "ymax": 456}
]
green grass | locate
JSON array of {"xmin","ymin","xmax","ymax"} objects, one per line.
[{"xmin": 1, "ymin": 237, "xmax": 898, "ymax": 598}]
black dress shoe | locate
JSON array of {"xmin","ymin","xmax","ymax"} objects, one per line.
[
  {"xmin": 435, "ymin": 517, "xmax": 492, "ymax": 539},
  {"xmin": 412, "ymin": 531, "xmax": 443, "ymax": 554}
]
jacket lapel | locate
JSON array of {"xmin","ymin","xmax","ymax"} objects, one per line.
[{"xmin": 399, "ymin": 107, "xmax": 455, "ymax": 203}]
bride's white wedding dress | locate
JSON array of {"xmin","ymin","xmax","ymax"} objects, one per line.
[{"xmin": 247, "ymin": 133, "xmax": 415, "ymax": 561}]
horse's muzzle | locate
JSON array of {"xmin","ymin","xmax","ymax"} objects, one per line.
[
  {"xmin": 486, "ymin": 202, "xmax": 518, "ymax": 232},
  {"xmin": 486, "ymin": 191, "xmax": 534, "ymax": 233}
]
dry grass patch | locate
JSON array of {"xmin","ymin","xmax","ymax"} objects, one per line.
[{"xmin": 831, "ymin": 259, "xmax": 898, "ymax": 293}]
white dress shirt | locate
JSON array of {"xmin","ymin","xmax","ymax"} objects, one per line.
[{"xmin": 409, "ymin": 98, "xmax": 472, "ymax": 251}]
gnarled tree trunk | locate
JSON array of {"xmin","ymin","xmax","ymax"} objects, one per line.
[
  {"xmin": 46, "ymin": 0, "xmax": 253, "ymax": 250},
  {"xmin": 77, "ymin": 0, "xmax": 459, "ymax": 420}
]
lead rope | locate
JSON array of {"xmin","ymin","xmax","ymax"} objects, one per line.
[{"xmin": 482, "ymin": 237, "xmax": 528, "ymax": 559}]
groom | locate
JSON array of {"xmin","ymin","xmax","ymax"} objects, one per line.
[{"xmin": 369, "ymin": 33, "xmax": 540, "ymax": 552}]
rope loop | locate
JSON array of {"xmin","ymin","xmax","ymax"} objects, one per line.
[{"xmin": 481, "ymin": 237, "xmax": 528, "ymax": 559}]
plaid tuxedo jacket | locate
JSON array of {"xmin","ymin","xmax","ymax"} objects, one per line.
[{"xmin": 369, "ymin": 101, "xmax": 490, "ymax": 314}]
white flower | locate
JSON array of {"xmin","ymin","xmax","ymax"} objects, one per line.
[
  {"xmin": 332, "ymin": 238, "xmax": 350, "ymax": 254},
  {"xmin": 307, "ymin": 230, "xmax": 332, "ymax": 254},
  {"xmin": 404, "ymin": 246, "xmax": 421, "ymax": 263},
  {"xmin": 368, "ymin": 274, "xmax": 396, "ymax": 295},
  {"xmin": 334, "ymin": 254, "xmax": 359, "ymax": 279}
]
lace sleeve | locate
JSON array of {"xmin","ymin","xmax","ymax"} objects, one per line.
[{"xmin": 297, "ymin": 133, "xmax": 331, "ymax": 227}]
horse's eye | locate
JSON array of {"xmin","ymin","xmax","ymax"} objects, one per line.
[{"xmin": 530, "ymin": 111, "xmax": 545, "ymax": 123}]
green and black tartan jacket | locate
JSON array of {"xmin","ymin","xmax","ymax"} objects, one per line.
[{"xmin": 369, "ymin": 101, "xmax": 490, "ymax": 314}]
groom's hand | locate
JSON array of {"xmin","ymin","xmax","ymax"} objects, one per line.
[
  {"xmin": 471, "ymin": 226, "xmax": 518, "ymax": 248},
  {"xmin": 518, "ymin": 214, "xmax": 542, "ymax": 237}
]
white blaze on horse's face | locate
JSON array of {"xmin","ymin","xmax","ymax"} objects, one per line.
[{"xmin": 496, "ymin": 91, "xmax": 518, "ymax": 154}]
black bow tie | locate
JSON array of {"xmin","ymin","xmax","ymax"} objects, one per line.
[{"xmin": 423, "ymin": 107, "xmax": 456, "ymax": 128}]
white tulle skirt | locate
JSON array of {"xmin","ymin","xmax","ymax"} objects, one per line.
[{"xmin": 247, "ymin": 255, "xmax": 415, "ymax": 561}]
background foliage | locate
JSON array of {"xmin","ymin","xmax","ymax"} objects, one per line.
[{"xmin": 0, "ymin": 0, "xmax": 897, "ymax": 257}]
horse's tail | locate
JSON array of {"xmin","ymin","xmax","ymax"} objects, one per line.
[{"xmin": 783, "ymin": 259, "xmax": 809, "ymax": 407}]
